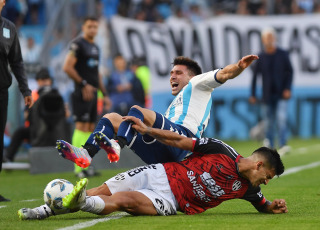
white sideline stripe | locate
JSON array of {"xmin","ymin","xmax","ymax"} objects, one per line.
[
  {"xmin": 282, "ymin": 161, "xmax": 320, "ymax": 176},
  {"xmin": 292, "ymin": 144, "xmax": 320, "ymax": 154},
  {"xmin": 20, "ymin": 199, "xmax": 40, "ymax": 202},
  {"xmin": 56, "ymin": 212, "xmax": 129, "ymax": 230},
  {"xmin": 0, "ymin": 205, "xmax": 7, "ymax": 209}
]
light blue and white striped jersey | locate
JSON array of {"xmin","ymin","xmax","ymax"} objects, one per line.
[{"xmin": 164, "ymin": 69, "xmax": 222, "ymax": 138}]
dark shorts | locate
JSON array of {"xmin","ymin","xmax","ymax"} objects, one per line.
[
  {"xmin": 71, "ymin": 91, "xmax": 97, "ymax": 123},
  {"xmin": 130, "ymin": 112, "xmax": 194, "ymax": 164}
]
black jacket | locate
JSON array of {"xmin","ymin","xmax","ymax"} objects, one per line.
[
  {"xmin": 0, "ymin": 16, "xmax": 31, "ymax": 96},
  {"xmin": 251, "ymin": 47, "xmax": 293, "ymax": 104}
]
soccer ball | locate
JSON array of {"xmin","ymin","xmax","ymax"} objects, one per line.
[{"xmin": 43, "ymin": 179, "xmax": 74, "ymax": 214}]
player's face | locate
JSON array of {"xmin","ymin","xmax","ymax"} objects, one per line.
[
  {"xmin": 82, "ymin": 20, "xmax": 98, "ymax": 41},
  {"xmin": 170, "ymin": 65, "xmax": 193, "ymax": 96},
  {"xmin": 251, "ymin": 164, "xmax": 276, "ymax": 187}
]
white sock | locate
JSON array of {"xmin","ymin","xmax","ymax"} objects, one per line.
[
  {"xmin": 80, "ymin": 196, "xmax": 105, "ymax": 214},
  {"xmin": 33, "ymin": 204, "xmax": 52, "ymax": 218}
]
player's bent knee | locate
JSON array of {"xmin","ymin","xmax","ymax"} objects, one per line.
[
  {"xmin": 103, "ymin": 113, "xmax": 123, "ymax": 127},
  {"xmin": 131, "ymin": 105, "xmax": 142, "ymax": 111}
]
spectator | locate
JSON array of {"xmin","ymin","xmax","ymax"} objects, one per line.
[
  {"xmin": 134, "ymin": 0, "xmax": 160, "ymax": 22},
  {"xmin": 249, "ymin": 27, "xmax": 293, "ymax": 156},
  {"xmin": 21, "ymin": 36, "xmax": 41, "ymax": 63},
  {"xmin": 130, "ymin": 56, "xmax": 151, "ymax": 108},
  {"xmin": 292, "ymin": 0, "xmax": 315, "ymax": 13},
  {"xmin": 108, "ymin": 54, "xmax": 144, "ymax": 115}
]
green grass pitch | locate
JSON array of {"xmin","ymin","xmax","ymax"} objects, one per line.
[{"xmin": 0, "ymin": 138, "xmax": 319, "ymax": 230}]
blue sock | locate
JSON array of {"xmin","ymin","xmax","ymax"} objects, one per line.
[
  {"xmin": 117, "ymin": 107, "xmax": 144, "ymax": 144},
  {"xmin": 85, "ymin": 118, "xmax": 115, "ymax": 152}
]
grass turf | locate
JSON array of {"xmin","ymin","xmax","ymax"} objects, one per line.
[{"xmin": 0, "ymin": 138, "xmax": 319, "ymax": 230}]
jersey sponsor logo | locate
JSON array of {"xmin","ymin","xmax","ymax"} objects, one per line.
[
  {"xmin": 91, "ymin": 47, "xmax": 99, "ymax": 55},
  {"xmin": 232, "ymin": 180, "xmax": 242, "ymax": 191},
  {"xmin": 114, "ymin": 173, "xmax": 126, "ymax": 181},
  {"xmin": 257, "ymin": 191, "xmax": 263, "ymax": 198},
  {"xmin": 3, "ymin": 28, "xmax": 10, "ymax": 39},
  {"xmin": 127, "ymin": 164, "xmax": 157, "ymax": 177},
  {"xmin": 200, "ymin": 172, "xmax": 225, "ymax": 198},
  {"xmin": 199, "ymin": 138, "xmax": 209, "ymax": 145},
  {"xmin": 187, "ymin": 171, "xmax": 211, "ymax": 202},
  {"xmin": 87, "ymin": 58, "xmax": 99, "ymax": 67}
]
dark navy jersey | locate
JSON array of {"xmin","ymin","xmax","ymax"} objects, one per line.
[
  {"xmin": 0, "ymin": 16, "xmax": 30, "ymax": 96},
  {"xmin": 163, "ymin": 137, "xmax": 266, "ymax": 215},
  {"xmin": 68, "ymin": 37, "xmax": 100, "ymax": 90}
]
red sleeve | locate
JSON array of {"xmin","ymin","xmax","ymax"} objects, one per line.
[{"xmin": 191, "ymin": 138, "xmax": 197, "ymax": 152}]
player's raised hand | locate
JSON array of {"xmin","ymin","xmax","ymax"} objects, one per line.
[
  {"xmin": 238, "ymin": 54, "xmax": 259, "ymax": 69},
  {"xmin": 123, "ymin": 116, "xmax": 149, "ymax": 135}
]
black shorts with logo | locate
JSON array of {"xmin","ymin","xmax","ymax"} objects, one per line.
[{"xmin": 71, "ymin": 90, "xmax": 97, "ymax": 123}]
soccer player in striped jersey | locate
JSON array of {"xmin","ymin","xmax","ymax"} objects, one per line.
[
  {"xmin": 56, "ymin": 55, "xmax": 258, "ymax": 168},
  {"xmin": 18, "ymin": 115, "xmax": 287, "ymax": 220}
]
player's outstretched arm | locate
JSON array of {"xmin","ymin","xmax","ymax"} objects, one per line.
[
  {"xmin": 216, "ymin": 55, "xmax": 259, "ymax": 83},
  {"xmin": 258, "ymin": 199, "xmax": 288, "ymax": 214},
  {"xmin": 123, "ymin": 116, "xmax": 194, "ymax": 151}
]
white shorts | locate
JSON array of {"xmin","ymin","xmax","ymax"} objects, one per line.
[{"xmin": 105, "ymin": 164, "xmax": 178, "ymax": 215}]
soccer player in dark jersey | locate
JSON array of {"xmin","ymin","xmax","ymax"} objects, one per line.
[
  {"xmin": 62, "ymin": 16, "xmax": 110, "ymax": 177},
  {"xmin": 18, "ymin": 117, "xmax": 287, "ymax": 220}
]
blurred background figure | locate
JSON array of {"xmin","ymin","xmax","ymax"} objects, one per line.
[
  {"xmin": 63, "ymin": 16, "xmax": 110, "ymax": 178},
  {"xmin": 249, "ymin": 27, "xmax": 293, "ymax": 156},
  {"xmin": 0, "ymin": 0, "xmax": 33, "ymax": 202},
  {"xmin": 21, "ymin": 36, "xmax": 41, "ymax": 64},
  {"xmin": 107, "ymin": 54, "xmax": 145, "ymax": 116},
  {"xmin": 3, "ymin": 68, "xmax": 68, "ymax": 162},
  {"xmin": 130, "ymin": 56, "xmax": 151, "ymax": 108}
]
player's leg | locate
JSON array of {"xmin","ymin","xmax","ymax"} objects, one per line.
[
  {"xmin": 117, "ymin": 105, "xmax": 156, "ymax": 146},
  {"xmin": 97, "ymin": 191, "xmax": 157, "ymax": 215},
  {"xmin": 94, "ymin": 105, "xmax": 155, "ymax": 161},
  {"xmin": 277, "ymin": 100, "xmax": 291, "ymax": 155},
  {"xmin": 57, "ymin": 89, "xmax": 122, "ymax": 166},
  {"xmin": 262, "ymin": 102, "xmax": 276, "ymax": 148},
  {"xmin": 72, "ymin": 164, "xmax": 175, "ymax": 216},
  {"xmin": 128, "ymin": 113, "xmax": 193, "ymax": 163},
  {"xmin": 18, "ymin": 204, "xmax": 60, "ymax": 220}
]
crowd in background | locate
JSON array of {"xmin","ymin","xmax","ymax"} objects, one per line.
[
  {"xmin": 2, "ymin": 0, "xmax": 316, "ymax": 160},
  {"xmin": 2, "ymin": 0, "xmax": 320, "ymax": 28}
]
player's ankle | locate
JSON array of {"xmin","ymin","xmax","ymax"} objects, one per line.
[
  {"xmin": 83, "ymin": 144, "xmax": 99, "ymax": 158},
  {"xmin": 116, "ymin": 136, "xmax": 127, "ymax": 149}
]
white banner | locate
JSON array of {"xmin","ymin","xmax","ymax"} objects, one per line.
[{"xmin": 111, "ymin": 15, "xmax": 320, "ymax": 92}]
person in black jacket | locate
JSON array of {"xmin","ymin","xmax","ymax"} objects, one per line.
[
  {"xmin": 249, "ymin": 27, "xmax": 293, "ymax": 156},
  {"xmin": 0, "ymin": 0, "xmax": 33, "ymax": 202}
]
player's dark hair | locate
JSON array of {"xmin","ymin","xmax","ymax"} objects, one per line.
[
  {"xmin": 173, "ymin": 56, "xmax": 202, "ymax": 76},
  {"xmin": 252, "ymin": 147, "xmax": 285, "ymax": 176},
  {"xmin": 83, "ymin": 16, "xmax": 98, "ymax": 24}
]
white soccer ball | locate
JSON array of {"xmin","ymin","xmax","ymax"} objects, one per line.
[{"xmin": 43, "ymin": 179, "xmax": 74, "ymax": 214}]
